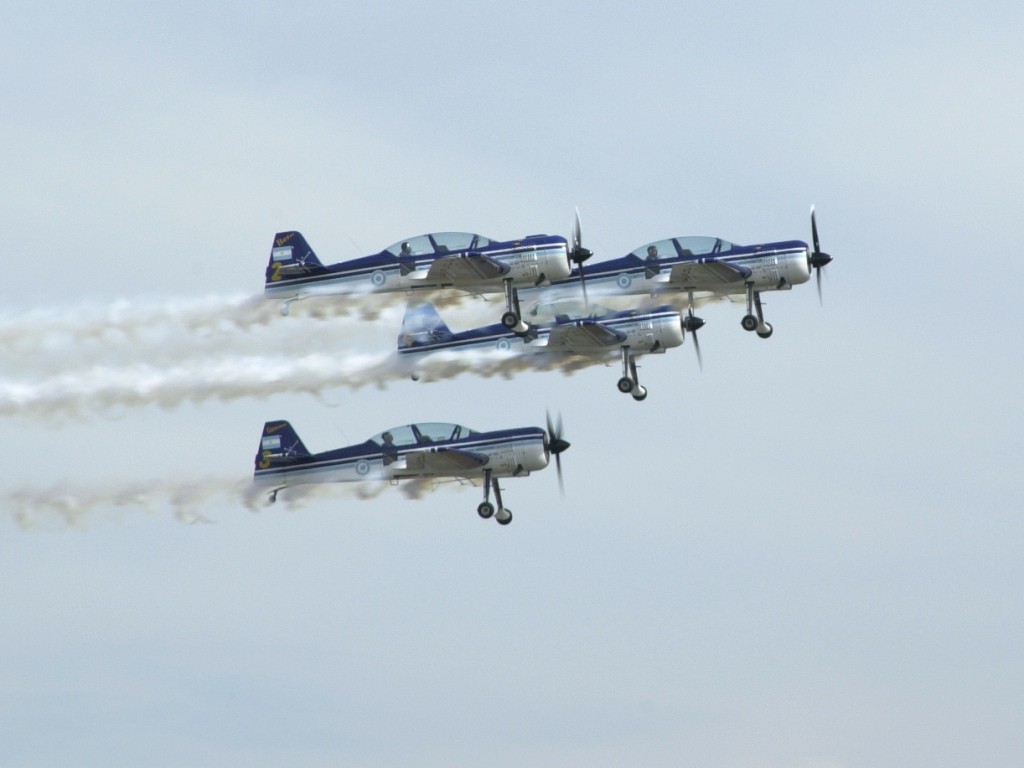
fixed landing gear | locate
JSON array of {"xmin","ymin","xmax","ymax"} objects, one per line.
[
  {"xmin": 500, "ymin": 278, "xmax": 530, "ymax": 335},
  {"xmin": 478, "ymin": 469, "xmax": 513, "ymax": 525},
  {"xmin": 741, "ymin": 284, "xmax": 773, "ymax": 338},
  {"xmin": 267, "ymin": 486, "xmax": 285, "ymax": 504},
  {"xmin": 617, "ymin": 346, "xmax": 648, "ymax": 401}
]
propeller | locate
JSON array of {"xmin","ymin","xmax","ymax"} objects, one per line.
[
  {"xmin": 570, "ymin": 208, "xmax": 594, "ymax": 307},
  {"xmin": 808, "ymin": 205, "xmax": 833, "ymax": 303},
  {"xmin": 680, "ymin": 290, "xmax": 705, "ymax": 370},
  {"xmin": 682, "ymin": 309, "xmax": 705, "ymax": 370},
  {"xmin": 545, "ymin": 410, "xmax": 571, "ymax": 495}
]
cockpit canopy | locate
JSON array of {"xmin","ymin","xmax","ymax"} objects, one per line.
[
  {"xmin": 369, "ymin": 422, "xmax": 477, "ymax": 447},
  {"xmin": 383, "ymin": 232, "xmax": 492, "ymax": 258},
  {"xmin": 524, "ymin": 298, "xmax": 613, "ymax": 323},
  {"xmin": 632, "ymin": 236, "xmax": 734, "ymax": 260}
]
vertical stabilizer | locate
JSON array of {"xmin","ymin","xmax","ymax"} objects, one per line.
[
  {"xmin": 398, "ymin": 303, "xmax": 454, "ymax": 350},
  {"xmin": 255, "ymin": 420, "xmax": 311, "ymax": 471},
  {"xmin": 266, "ymin": 231, "xmax": 324, "ymax": 284}
]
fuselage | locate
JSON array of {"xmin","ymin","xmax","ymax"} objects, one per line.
[
  {"xmin": 265, "ymin": 232, "xmax": 572, "ymax": 300},
  {"xmin": 254, "ymin": 425, "xmax": 549, "ymax": 490},
  {"xmin": 399, "ymin": 306, "xmax": 684, "ymax": 360},
  {"xmin": 523, "ymin": 236, "xmax": 812, "ymax": 304}
]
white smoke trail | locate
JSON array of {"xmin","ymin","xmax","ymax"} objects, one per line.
[
  {"xmin": 2, "ymin": 291, "xmax": 500, "ymax": 380},
  {"xmin": 0, "ymin": 349, "xmax": 397, "ymax": 420},
  {"xmin": 6, "ymin": 475, "xmax": 426, "ymax": 530},
  {"xmin": 0, "ymin": 289, "xmax": 475, "ymax": 355},
  {"xmin": 7, "ymin": 476, "xmax": 249, "ymax": 529},
  {"xmin": 2, "ymin": 297, "xmax": 400, "ymax": 374},
  {"xmin": 0, "ymin": 345, "xmax": 613, "ymax": 422}
]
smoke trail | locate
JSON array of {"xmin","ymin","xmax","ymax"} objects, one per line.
[
  {"xmin": 0, "ymin": 289, "xmax": 476, "ymax": 355},
  {"xmin": 3, "ymin": 297, "xmax": 403, "ymax": 374},
  {"xmin": 0, "ymin": 342, "xmax": 618, "ymax": 421},
  {"xmin": 6, "ymin": 474, "xmax": 455, "ymax": 530},
  {"xmin": 1, "ymin": 290, "xmax": 502, "ymax": 381},
  {"xmin": 0, "ymin": 349, "xmax": 397, "ymax": 420},
  {"xmin": 7, "ymin": 476, "xmax": 249, "ymax": 528}
]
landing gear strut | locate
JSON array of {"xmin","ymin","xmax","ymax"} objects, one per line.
[
  {"xmin": 477, "ymin": 469, "xmax": 513, "ymax": 525},
  {"xmin": 616, "ymin": 345, "xmax": 648, "ymax": 401},
  {"xmin": 500, "ymin": 279, "xmax": 529, "ymax": 335},
  {"xmin": 741, "ymin": 283, "xmax": 773, "ymax": 338}
]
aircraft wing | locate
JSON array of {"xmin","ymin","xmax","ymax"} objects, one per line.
[
  {"xmin": 665, "ymin": 260, "xmax": 752, "ymax": 289},
  {"xmin": 546, "ymin": 320, "xmax": 627, "ymax": 350},
  {"xmin": 404, "ymin": 448, "xmax": 489, "ymax": 474},
  {"xmin": 419, "ymin": 254, "xmax": 511, "ymax": 283}
]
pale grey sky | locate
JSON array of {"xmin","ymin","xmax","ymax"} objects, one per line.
[{"xmin": 2, "ymin": 2, "xmax": 1023, "ymax": 767}]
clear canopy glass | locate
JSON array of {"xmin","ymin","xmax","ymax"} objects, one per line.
[
  {"xmin": 369, "ymin": 422, "xmax": 477, "ymax": 447},
  {"xmin": 383, "ymin": 232, "xmax": 492, "ymax": 257}
]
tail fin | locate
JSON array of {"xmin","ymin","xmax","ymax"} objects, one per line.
[
  {"xmin": 266, "ymin": 231, "xmax": 324, "ymax": 283},
  {"xmin": 255, "ymin": 420, "xmax": 311, "ymax": 471},
  {"xmin": 398, "ymin": 303, "xmax": 454, "ymax": 350}
]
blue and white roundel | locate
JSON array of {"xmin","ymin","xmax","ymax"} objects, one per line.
[
  {"xmin": 616, "ymin": 273, "xmax": 633, "ymax": 289},
  {"xmin": 355, "ymin": 460, "xmax": 371, "ymax": 475},
  {"xmin": 496, "ymin": 338, "xmax": 512, "ymax": 351},
  {"xmin": 371, "ymin": 270, "xmax": 387, "ymax": 287}
]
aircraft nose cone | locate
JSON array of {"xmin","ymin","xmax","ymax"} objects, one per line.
[
  {"xmin": 810, "ymin": 250, "xmax": 833, "ymax": 269},
  {"xmin": 682, "ymin": 315, "xmax": 705, "ymax": 333},
  {"xmin": 549, "ymin": 438, "xmax": 570, "ymax": 455}
]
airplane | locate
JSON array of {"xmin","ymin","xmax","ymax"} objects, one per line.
[
  {"xmin": 253, "ymin": 416, "xmax": 570, "ymax": 526},
  {"xmin": 264, "ymin": 211, "xmax": 593, "ymax": 333},
  {"xmin": 397, "ymin": 299, "xmax": 696, "ymax": 401},
  {"xmin": 522, "ymin": 206, "xmax": 834, "ymax": 340}
]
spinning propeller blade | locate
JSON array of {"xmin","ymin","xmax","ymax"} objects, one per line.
[
  {"xmin": 570, "ymin": 208, "xmax": 593, "ymax": 308},
  {"xmin": 683, "ymin": 291, "xmax": 705, "ymax": 371},
  {"xmin": 545, "ymin": 410, "xmax": 571, "ymax": 496},
  {"xmin": 808, "ymin": 205, "xmax": 833, "ymax": 304}
]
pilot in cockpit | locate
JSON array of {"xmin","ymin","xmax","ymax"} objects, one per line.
[
  {"xmin": 381, "ymin": 431, "xmax": 398, "ymax": 464},
  {"xmin": 646, "ymin": 245, "xmax": 659, "ymax": 261}
]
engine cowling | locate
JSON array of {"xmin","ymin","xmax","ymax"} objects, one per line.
[{"xmin": 505, "ymin": 240, "xmax": 577, "ymax": 286}]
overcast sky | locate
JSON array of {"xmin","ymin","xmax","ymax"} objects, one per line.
[{"xmin": 2, "ymin": 2, "xmax": 1023, "ymax": 767}]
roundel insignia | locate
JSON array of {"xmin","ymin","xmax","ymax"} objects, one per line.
[
  {"xmin": 355, "ymin": 460, "xmax": 371, "ymax": 475},
  {"xmin": 616, "ymin": 273, "xmax": 632, "ymax": 289},
  {"xmin": 496, "ymin": 338, "xmax": 512, "ymax": 351},
  {"xmin": 371, "ymin": 270, "xmax": 387, "ymax": 287}
]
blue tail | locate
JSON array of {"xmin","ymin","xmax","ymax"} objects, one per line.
[
  {"xmin": 255, "ymin": 420, "xmax": 311, "ymax": 471},
  {"xmin": 398, "ymin": 303, "xmax": 454, "ymax": 350},
  {"xmin": 266, "ymin": 231, "xmax": 324, "ymax": 284}
]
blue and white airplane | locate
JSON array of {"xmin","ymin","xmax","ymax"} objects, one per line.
[
  {"xmin": 253, "ymin": 417, "xmax": 570, "ymax": 525},
  {"xmin": 528, "ymin": 206, "xmax": 834, "ymax": 339},
  {"xmin": 397, "ymin": 299, "xmax": 695, "ymax": 401},
  {"xmin": 265, "ymin": 212, "xmax": 593, "ymax": 332}
]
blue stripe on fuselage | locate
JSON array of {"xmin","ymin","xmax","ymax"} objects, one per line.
[
  {"xmin": 550, "ymin": 241, "xmax": 808, "ymax": 285},
  {"xmin": 398, "ymin": 308, "xmax": 679, "ymax": 355},
  {"xmin": 254, "ymin": 429, "xmax": 544, "ymax": 479}
]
